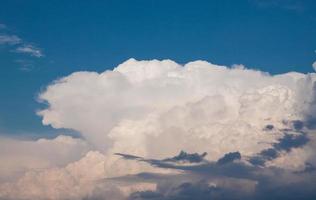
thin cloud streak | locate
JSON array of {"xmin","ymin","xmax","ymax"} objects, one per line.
[
  {"xmin": 15, "ymin": 44, "xmax": 44, "ymax": 57},
  {"xmin": 0, "ymin": 24, "xmax": 44, "ymax": 58},
  {"xmin": 0, "ymin": 34, "xmax": 21, "ymax": 45}
]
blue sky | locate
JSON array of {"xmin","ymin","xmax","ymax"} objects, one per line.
[{"xmin": 0, "ymin": 0, "xmax": 316, "ymax": 138}]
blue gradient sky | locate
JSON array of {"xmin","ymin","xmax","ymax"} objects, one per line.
[{"xmin": 0, "ymin": 0, "xmax": 316, "ymax": 138}]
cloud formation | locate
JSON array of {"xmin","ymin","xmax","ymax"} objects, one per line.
[
  {"xmin": 0, "ymin": 34, "xmax": 21, "ymax": 45},
  {"xmin": 0, "ymin": 135, "xmax": 90, "ymax": 182},
  {"xmin": 0, "ymin": 24, "xmax": 44, "ymax": 58},
  {"xmin": 1, "ymin": 59, "xmax": 316, "ymax": 199},
  {"xmin": 0, "ymin": 24, "xmax": 6, "ymax": 29},
  {"xmin": 252, "ymin": 0, "xmax": 305, "ymax": 12},
  {"xmin": 15, "ymin": 44, "xmax": 44, "ymax": 57}
]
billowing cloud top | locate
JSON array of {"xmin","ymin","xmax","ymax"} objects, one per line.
[{"xmin": 1, "ymin": 59, "xmax": 316, "ymax": 200}]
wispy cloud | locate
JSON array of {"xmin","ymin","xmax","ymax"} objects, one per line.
[
  {"xmin": 252, "ymin": 0, "xmax": 305, "ymax": 13},
  {"xmin": 0, "ymin": 23, "xmax": 44, "ymax": 58},
  {"xmin": 0, "ymin": 34, "xmax": 21, "ymax": 45},
  {"xmin": 15, "ymin": 44, "xmax": 44, "ymax": 58},
  {"xmin": 15, "ymin": 59, "xmax": 35, "ymax": 71},
  {"xmin": 0, "ymin": 24, "xmax": 6, "ymax": 29}
]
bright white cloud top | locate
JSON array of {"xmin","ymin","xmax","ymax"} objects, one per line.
[{"xmin": 1, "ymin": 59, "xmax": 316, "ymax": 200}]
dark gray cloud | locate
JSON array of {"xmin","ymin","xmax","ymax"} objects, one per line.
[
  {"xmin": 263, "ymin": 124, "xmax": 274, "ymax": 131},
  {"xmin": 217, "ymin": 152, "xmax": 241, "ymax": 165},
  {"xmin": 115, "ymin": 151, "xmax": 207, "ymax": 164},
  {"xmin": 114, "ymin": 150, "xmax": 316, "ymax": 200},
  {"xmin": 129, "ymin": 181, "xmax": 242, "ymax": 200},
  {"xmin": 115, "ymin": 153, "xmax": 144, "ymax": 161},
  {"xmin": 162, "ymin": 151, "xmax": 207, "ymax": 163},
  {"xmin": 274, "ymin": 133, "xmax": 309, "ymax": 152},
  {"xmin": 119, "ymin": 169, "xmax": 316, "ymax": 200},
  {"xmin": 122, "ymin": 170, "xmax": 316, "ymax": 200},
  {"xmin": 249, "ymin": 148, "xmax": 279, "ymax": 166},
  {"xmin": 292, "ymin": 120, "xmax": 304, "ymax": 131},
  {"xmin": 115, "ymin": 151, "xmax": 257, "ymax": 180},
  {"xmin": 249, "ymin": 125, "xmax": 310, "ymax": 166}
]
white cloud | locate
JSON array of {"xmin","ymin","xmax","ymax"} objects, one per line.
[
  {"xmin": 0, "ymin": 135, "xmax": 90, "ymax": 182},
  {"xmin": 37, "ymin": 59, "xmax": 315, "ymax": 159},
  {"xmin": 0, "ymin": 34, "xmax": 21, "ymax": 45},
  {"xmin": 1, "ymin": 59, "xmax": 316, "ymax": 199},
  {"xmin": 15, "ymin": 44, "xmax": 44, "ymax": 57},
  {"xmin": 0, "ymin": 151, "xmax": 107, "ymax": 200},
  {"xmin": 0, "ymin": 150, "xmax": 153, "ymax": 200},
  {"xmin": 313, "ymin": 61, "xmax": 316, "ymax": 71},
  {"xmin": 0, "ymin": 24, "xmax": 44, "ymax": 59}
]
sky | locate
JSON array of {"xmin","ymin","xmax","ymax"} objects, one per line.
[
  {"xmin": 1, "ymin": 1, "xmax": 316, "ymax": 200},
  {"xmin": 0, "ymin": 0, "xmax": 316, "ymax": 138}
]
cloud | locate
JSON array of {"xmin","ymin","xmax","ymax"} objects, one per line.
[
  {"xmin": 14, "ymin": 59, "xmax": 35, "ymax": 71},
  {"xmin": 115, "ymin": 151, "xmax": 316, "ymax": 200},
  {"xmin": 217, "ymin": 152, "xmax": 241, "ymax": 165},
  {"xmin": 163, "ymin": 151, "xmax": 207, "ymax": 163},
  {"xmin": 115, "ymin": 151, "xmax": 255, "ymax": 179},
  {"xmin": 2, "ymin": 59, "xmax": 316, "ymax": 199},
  {"xmin": 252, "ymin": 0, "xmax": 305, "ymax": 12},
  {"xmin": 274, "ymin": 132, "xmax": 309, "ymax": 151},
  {"xmin": 14, "ymin": 44, "xmax": 44, "ymax": 57},
  {"xmin": 0, "ymin": 24, "xmax": 44, "ymax": 59},
  {"xmin": 0, "ymin": 151, "xmax": 110, "ymax": 200},
  {"xmin": 0, "ymin": 135, "xmax": 90, "ymax": 182},
  {"xmin": 37, "ymin": 59, "xmax": 316, "ymax": 159},
  {"xmin": 0, "ymin": 34, "xmax": 21, "ymax": 45},
  {"xmin": 313, "ymin": 61, "xmax": 316, "ymax": 71},
  {"xmin": 129, "ymin": 181, "xmax": 237, "ymax": 200},
  {"xmin": 128, "ymin": 172, "xmax": 316, "ymax": 200},
  {"xmin": 0, "ymin": 24, "xmax": 6, "ymax": 29}
]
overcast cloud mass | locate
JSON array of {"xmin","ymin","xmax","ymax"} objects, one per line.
[{"xmin": 1, "ymin": 59, "xmax": 316, "ymax": 200}]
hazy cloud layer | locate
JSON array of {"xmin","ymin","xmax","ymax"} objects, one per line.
[{"xmin": 1, "ymin": 59, "xmax": 316, "ymax": 199}]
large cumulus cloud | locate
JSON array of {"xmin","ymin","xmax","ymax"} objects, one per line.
[{"xmin": 1, "ymin": 58, "xmax": 316, "ymax": 199}]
